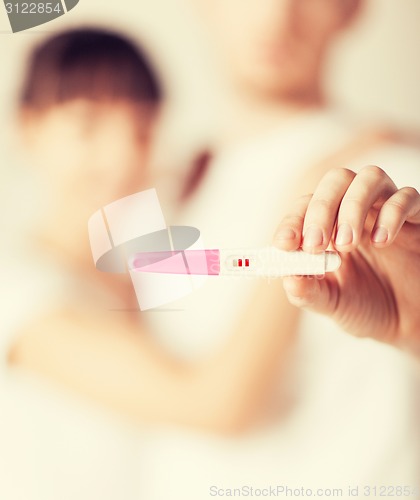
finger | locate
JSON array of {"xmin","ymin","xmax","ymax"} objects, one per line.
[
  {"xmin": 301, "ymin": 168, "xmax": 356, "ymax": 253},
  {"xmin": 282, "ymin": 275, "xmax": 338, "ymax": 316},
  {"xmin": 273, "ymin": 193, "xmax": 312, "ymax": 251},
  {"xmin": 371, "ymin": 186, "xmax": 420, "ymax": 247},
  {"xmin": 334, "ymin": 165, "xmax": 397, "ymax": 252}
]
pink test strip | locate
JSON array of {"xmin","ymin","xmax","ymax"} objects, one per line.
[{"xmin": 130, "ymin": 250, "xmax": 221, "ymax": 276}]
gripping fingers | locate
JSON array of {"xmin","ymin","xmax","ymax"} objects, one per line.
[
  {"xmin": 274, "ymin": 193, "xmax": 312, "ymax": 251},
  {"xmin": 371, "ymin": 186, "xmax": 420, "ymax": 246},
  {"xmin": 302, "ymin": 168, "xmax": 356, "ymax": 252},
  {"xmin": 275, "ymin": 168, "xmax": 356, "ymax": 252},
  {"xmin": 334, "ymin": 166, "xmax": 398, "ymax": 252},
  {"xmin": 274, "ymin": 166, "xmax": 416, "ymax": 254}
]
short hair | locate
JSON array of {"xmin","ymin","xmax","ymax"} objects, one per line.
[{"xmin": 20, "ymin": 27, "xmax": 163, "ymax": 110}]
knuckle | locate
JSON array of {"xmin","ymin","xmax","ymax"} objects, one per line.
[
  {"xmin": 360, "ymin": 164, "xmax": 386, "ymax": 180},
  {"xmin": 281, "ymin": 214, "xmax": 304, "ymax": 226},
  {"xmin": 339, "ymin": 197, "xmax": 364, "ymax": 217},
  {"xmin": 400, "ymin": 186, "xmax": 420, "ymax": 200},
  {"xmin": 309, "ymin": 197, "xmax": 335, "ymax": 212},
  {"xmin": 385, "ymin": 198, "xmax": 406, "ymax": 216},
  {"xmin": 326, "ymin": 167, "xmax": 356, "ymax": 181},
  {"xmin": 298, "ymin": 193, "xmax": 313, "ymax": 203}
]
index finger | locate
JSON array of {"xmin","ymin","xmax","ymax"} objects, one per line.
[{"xmin": 274, "ymin": 168, "xmax": 356, "ymax": 252}]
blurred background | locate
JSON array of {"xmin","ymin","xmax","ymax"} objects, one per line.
[{"xmin": 1, "ymin": 0, "xmax": 420, "ymax": 177}]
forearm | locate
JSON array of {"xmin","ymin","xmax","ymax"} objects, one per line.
[
  {"xmin": 190, "ymin": 279, "xmax": 299, "ymax": 431},
  {"xmin": 9, "ymin": 281, "xmax": 298, "ymax": 433}
]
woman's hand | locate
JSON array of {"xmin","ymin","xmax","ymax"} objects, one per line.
[{"xmin": 274, "ymin": 165, "xmax": 420, "ymax": 349}]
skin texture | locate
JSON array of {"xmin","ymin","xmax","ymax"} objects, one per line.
[{"xmin": 274, "ymin": 166, "xmax": 420, "ymax": 353}]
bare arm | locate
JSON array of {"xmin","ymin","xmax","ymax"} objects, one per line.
[{"xmin": 9, "ymin": 280, "xmax": 298, "ymax": 434}]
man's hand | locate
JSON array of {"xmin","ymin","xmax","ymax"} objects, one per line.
[{"xmin": 274, "ymin": 166, "xmax": 420, "ymax": 349}]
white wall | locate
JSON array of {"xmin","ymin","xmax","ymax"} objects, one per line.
[{"xmin": 327, "ymin": 0, "xmax": 420, "ymax": 130}]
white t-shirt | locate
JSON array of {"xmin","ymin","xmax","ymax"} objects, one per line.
[{"xmin": 139, "ymin": 110, "xmax": 420, "ymax": 498}]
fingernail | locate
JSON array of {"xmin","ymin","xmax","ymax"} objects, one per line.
[
  {"xmin": 276, "ymin": 228, "xmax": 296, "ymax": 241},
  {"xmin": 335, "ymin": 223, "xmax": 353, "ymax": 246},
  {"xmin": 372, "ymin": 226, "xmax": 388, "ymax": 244},
  {"xmin": 303, "ymin": 226, "xmax": 323, "ymax": 248}
]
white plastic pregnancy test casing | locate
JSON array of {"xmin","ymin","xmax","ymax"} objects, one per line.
[{"xmin": 219, "ymin": 247, "xmax": 341, "ymax": 277}]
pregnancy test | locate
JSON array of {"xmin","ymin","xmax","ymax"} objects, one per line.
[{"xmin": 128, "ymin": 247, "xmax": 341, "ymax": 277}]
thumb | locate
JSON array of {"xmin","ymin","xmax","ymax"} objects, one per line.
[{"xmin": 282, "ymin": 275, "xmax": 338, "ymax": 316}]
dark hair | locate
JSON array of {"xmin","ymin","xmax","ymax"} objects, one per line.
[{"xmin": 20, "ymin": 28, "xmax": 163, "ymax": 110}]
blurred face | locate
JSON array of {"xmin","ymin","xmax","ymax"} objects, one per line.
[
  {"xmin": 202, "ymin": 0, "xmax": 360, "ymax": 99},
  {"xmin": 21, "ymin": 99, "xmax": 157, "ymax": 256},
  {"xmin": 23, "ymin": 99, "xmax": 156, "ymax": 213}
]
